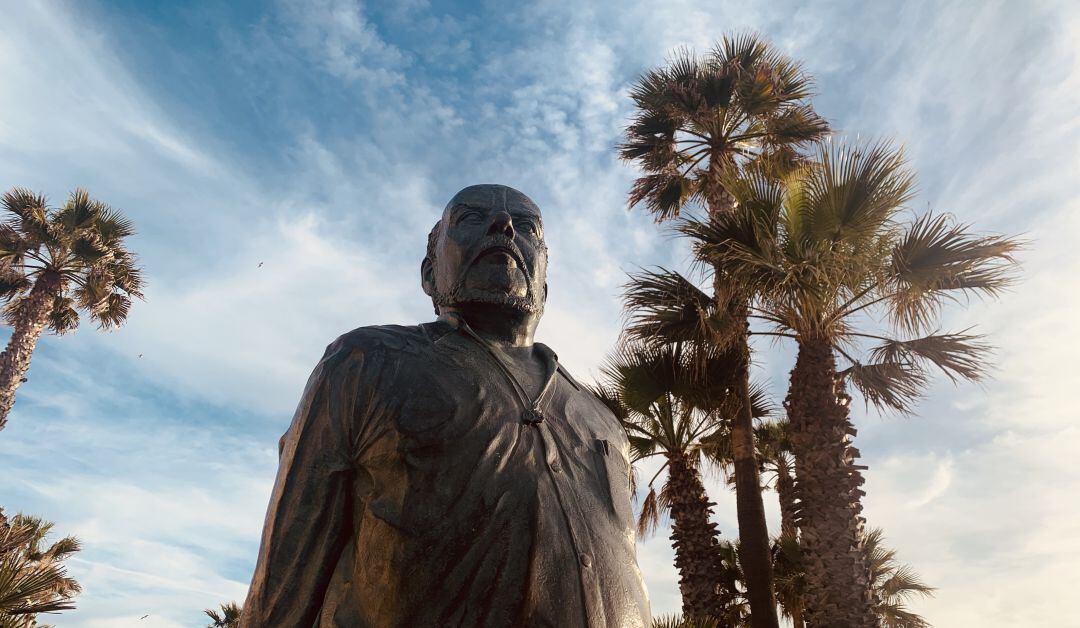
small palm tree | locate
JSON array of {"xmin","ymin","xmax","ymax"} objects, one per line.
[
  {"xmin": 753, "ymin": 419, "xmax": 796, "ymax": 540},
  {"xmin": 863, "ymin": 529, "xmax": 934, "ymax": 628},
  {"xmin": 620, "ymin": 34, "xmax": 829, "ymax": 628},
  {"xmin": 205, "ymin": 601, "xmax": 242, "ymax": 628},
  {"xmin": 0, "ymin": 188, "xmax": 143, "ymax": 431},
  {"xmin": 686, "ymin": 141, "xmax": 1019, "ymax": 626},
  {"xmin": 771, "ymin": 533, "xmax": 808, "ymax": 628},
  {"xmin": 772, "ymin": 528, "xmax": 933, "ymax": 628},
  {"xmin": 652, "ymin": 615, "xmax": 723, "ymax": 628},
  {"xmin": 0, "ymin": 508, "xmax": 81, "ymax": 627},
  {"xmin": 595, "ymin": 342, "xmax": 743, "ymax": 623}
]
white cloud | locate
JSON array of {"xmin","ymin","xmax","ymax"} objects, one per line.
[{"xmin": 0, "ymin": 0, "xmax": 1078, "ymax": 626}]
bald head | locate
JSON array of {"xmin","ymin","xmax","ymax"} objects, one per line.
[{"xmin": 441, "ymin": 184, "xmax": 541, "ymax": 222}]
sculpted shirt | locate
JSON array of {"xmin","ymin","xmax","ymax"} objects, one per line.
[{"xmin": 241, "ymin": 321, "xmax": 651, "ymax": 628}]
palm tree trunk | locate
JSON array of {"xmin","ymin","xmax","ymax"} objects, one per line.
[
  {"xmin": 665, "ymin": 451, "xmax": 735, "ymax": 624},
  {"xmin": 785, "ymin": 336, "xmax": 878, "ymax": 627},
  {"xmin": 708, "ymin": 172, "xmax": 779, "ymax": 628},
  {"xmin": 726, "ymin": 311, "xmax": 780, "ymax": 628},
  {"xmin": 775, "ymin": 457, "xmax": 797, "ymax": 540},
  {"xmin": 0, "ymin": 272, "xmax": 59, "ymax": 431}
]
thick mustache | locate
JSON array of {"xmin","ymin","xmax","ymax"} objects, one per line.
[{"xmin": 470, "ymin": 237, "xmax": 528, "ymax": 275}]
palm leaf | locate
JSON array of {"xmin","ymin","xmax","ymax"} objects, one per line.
[
  {"xmin": 840, "ymin": 360, "xmax": 928, "ymax": 414},
  {"xmin": 622, "ymin": 269, "xmax": 725, "ymax": 348},
  {"xmin": 46, "ymin": 295, "xmax": 79, "ymax": 335},
  {"xmin": 868, "ymin": 331, "xmax": 990, "ymax": 383},
  {"xmin": 889, "ymin": 212, "xmax": 1021, "ymax": 333}
]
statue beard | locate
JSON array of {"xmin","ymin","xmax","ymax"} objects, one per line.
[{"xmin": 433, "ymin": 282, "xmax": 544, "ymax": 315}]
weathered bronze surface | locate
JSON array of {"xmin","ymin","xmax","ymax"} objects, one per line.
[{"xmin": 240, "ymin": 184, "xmax": 651, "ymax": 627}]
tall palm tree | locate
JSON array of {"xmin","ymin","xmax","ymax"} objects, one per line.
[
  {"xmin": 205, "ymin": 601, "xmax": 243, "ymax": 628},
  {"xmin": 685, "ymin": 141, "xmax": 1019, "ymax": 626},
  {"xmin": 0, "ymin": 509, "xmax": 81, "ymax": 627},
  {"xmin": 595, "ymin": 342, "xmax": 744, "ymax": 624},
  {"xmin": 620, "ymin": 34, "xmax": 828, "ymax": 628},
  {"xmin": 0, "ymin": 188, "xmax": 144, "ymax": 431}
]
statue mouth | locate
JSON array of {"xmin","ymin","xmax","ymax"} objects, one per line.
[{"xmin": 475, "ymin": 245, "xmax": 523, "ymax": 270}]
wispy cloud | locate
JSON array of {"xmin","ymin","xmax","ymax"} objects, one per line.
[{"xmin": 0, "ymin": 0, "xmax": 1077, "ymax": 625}]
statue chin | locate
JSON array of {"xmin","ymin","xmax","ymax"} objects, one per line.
[{"xmin": 436, "ymin": 287, "xmax": 542, "ymax": 314}]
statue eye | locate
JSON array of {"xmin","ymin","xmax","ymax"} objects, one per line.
[
  {"xmin": 515, "ymin": 219, "xmax": 538, "ymax": 235},
  {"xmin": 458, "ymin": 210, "xmax": 484, "ymax": 225}
]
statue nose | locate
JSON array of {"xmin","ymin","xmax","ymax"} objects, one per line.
[{"xmin": 489, "ymin": 211, "xmax": 515, "ymax": 238}]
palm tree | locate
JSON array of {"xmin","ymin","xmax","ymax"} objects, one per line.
[
  {"xmin": 652, "ymin": 615, "xmax": 723, "ymax": 628},
  {"xmin": 771, "ymin": 534, "xmax": 807, "ymax": 628},
  {"xmin": 205, "ymin": 601, "xmax": 242, "ymax": 628},
  {"xmin": 753, "ymin": 420, "xmax": 796, "ymax": 541},
  {"xmin": 595, "ymin": 342, "xmax": 744, "ymax": 624},
  {"xmin": 685, "ymin": 141, "xmax": 1019, "ymax": 626},
  {"xmin": 0, "ymin": 508, "xmax": 81, "ymax": 627},
  {"xmin": 620, "ymin": 34, "xmax": 828, "ymax": 628},
  {"xmin": 772, "ymin": 528, "xmax": 933, "ymax": 628},
  {"xmin": 863, "ymin": 529, "xmax": 934, "ymax": 628},
  {"xmin": 0, "ymin": 188, "xmax": 143, "ymax": 431}
]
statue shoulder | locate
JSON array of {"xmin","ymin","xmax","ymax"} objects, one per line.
[{"xmin": 320, "ymin": 323, "xmax": 450, "ymax": 367}]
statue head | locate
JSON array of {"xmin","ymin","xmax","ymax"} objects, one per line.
[{"xmin": 422, "ymin": 184, "xmax": 548, "ymax": 318}]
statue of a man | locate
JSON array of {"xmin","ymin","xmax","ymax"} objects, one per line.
[{"xmin": 241, "ymin": 184, "xmax": 651, "ymax": 627}]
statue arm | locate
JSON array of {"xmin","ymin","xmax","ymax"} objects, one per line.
[{"xmin": 240, "ymin": 340, "xmax": 365, "ymax": 627}]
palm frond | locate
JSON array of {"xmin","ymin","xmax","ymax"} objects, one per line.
[
  {"xmin": 2, "ymin": 188, "xmax": 51, "ymax": 247},
  {"xmin": 46, "ymin": 295, "xmax": 79, "ymax": 335},
  {"xmin": 889, "ymin": 212, "xmax": 1022, "ymax": 333},
  {"xmin": 94, "ymin": 207, "xmax": 136, "ymax": 244},
  {"xmin": 869, "ymin": 331, "xmax": 991, "ymax": 383},
  {"xmin": 622, "ymin": 269, "xmax": 726, "ymax": 348},
  {"xmin": 803, "ymin": 140, "xmax": 915, "ymax": 246},
  {"xmin": 637, "ymin": 486, "xmax": 661, "ymax": 537},
  {"xmin": 1, "ymin": 189, "xmax": 48, "ymax": 222},
  {"xmin": 840, "ymin": 360, "xmax": 928, "ymax": 414},
  {"xmin": 52, "ymin": 189, "xmax": 101, "ymax": 235},
  {"xmin": 627, "ymin": 172, "xmax": 697, "ymax": 222},
  {"xmin": 92, "ymin": 292, "xmax": 131, "ymax": 330},
  {"xmin": 0, "ymin": 265, "xmax": 31, "ymax": 302}
]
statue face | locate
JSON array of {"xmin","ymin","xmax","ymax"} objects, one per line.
[{"xmin": 425, "ymin": 184, "xmax": 548, "ymax": 315}]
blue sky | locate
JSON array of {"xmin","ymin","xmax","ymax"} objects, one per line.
[{"xmin": 1, "ymin": 0, "xmax": 1077, "ymax": 626}]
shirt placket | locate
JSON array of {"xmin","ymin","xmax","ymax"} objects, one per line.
[{"xmin": 534, "ymin": 389, "xmax": 608, "ymax": 628}]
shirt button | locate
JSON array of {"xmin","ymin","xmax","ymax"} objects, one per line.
[
  {"xmin": 550, "ymin": 462, "xmax": 561, "ymax": 473},
  {"xmin": 580, "ymin": 554, "xmax": 592, "ymax": 568}
]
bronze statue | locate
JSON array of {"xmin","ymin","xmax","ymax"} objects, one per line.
[{"xmin": 240, "ymin": 184, "xmax": 651, "ymax": 627}]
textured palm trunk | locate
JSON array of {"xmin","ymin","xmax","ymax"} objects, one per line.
[
  {"xmin": 665, "ymin": 451, "xmax": 735, "ymax": 624},
  {"xmin": 785, "ymin": 337, "xmax": 878, "ymax": 627},
  {"xmin": 709, "ymin": 174, "xmax": 779, "ymax": 628},
  {"xmin": 774, "ymin": 457, "xmax": 797, "ymax": 540},
  {"xmin": 0, "ymin": 272, "xmax": 60, "ymax": 431}
]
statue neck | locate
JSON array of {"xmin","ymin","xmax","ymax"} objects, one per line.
[{"xmin": 439, "ymin": 303, "xmax": 539, "ymax": 349}]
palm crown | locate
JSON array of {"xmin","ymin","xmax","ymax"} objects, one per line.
[
  {"xmin": 0, "ymin": 188, "xmax": 143, "ymax": 333},
  {"xmin": 0, "ymin": 509, "xmax": 82, "ymax": 626},
  {"xmin": 620, "ymin": 33, "xmax": 829, "ymax": 220},
  {"xmin": 680, "ymin": 141, "xmax": 1021, "ymax": 411}
]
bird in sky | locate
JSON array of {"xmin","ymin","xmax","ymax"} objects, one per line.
[{"xmin": 257, "ymin": 261, "xmax": 264, "ymax": 267}]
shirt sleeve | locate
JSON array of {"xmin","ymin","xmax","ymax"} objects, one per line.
[{"xmin": 240, "ymin": 338, "xmax": 371, "ymax": 627}]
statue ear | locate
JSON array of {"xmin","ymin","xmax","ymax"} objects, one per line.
[{"xmin": 421, "ymin": 257, "xmax": 435, "ymax": 298}]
